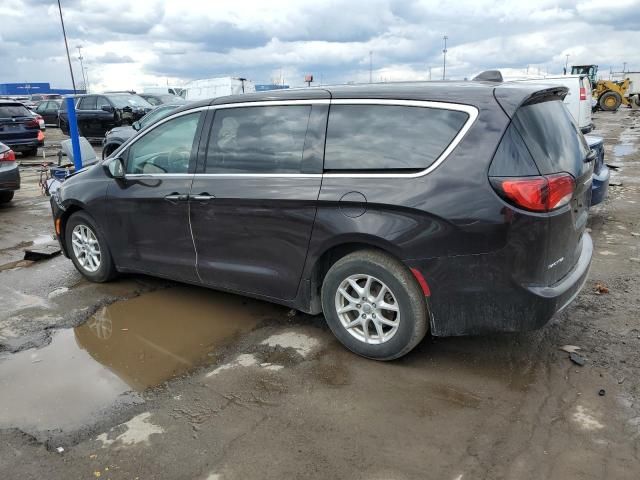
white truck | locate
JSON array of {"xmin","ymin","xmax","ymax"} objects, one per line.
[
  {"xmin": 182, "ymin": 77, "xmax": 255, "ymax": 102},
  {"xmin": 510, "ymin": 74, "xmax": 594, "ymax": 134},
  {"xmin": 143, "ymin": 86, "xmax": 185, "ymax": 97}
]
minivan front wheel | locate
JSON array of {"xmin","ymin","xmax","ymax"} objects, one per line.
[
  {"xmin": 65, "ymin": 211, "xmax": 116, "ymax": 282},
  {"xmin": 321, "ymin": 250, "xmax": 428, "ymax": 360}
]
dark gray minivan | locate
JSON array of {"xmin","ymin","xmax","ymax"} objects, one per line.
[{"xmin": 50, "ymin": 82, "xmax": 593, "ymax": 360}]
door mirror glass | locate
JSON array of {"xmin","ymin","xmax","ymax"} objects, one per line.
[
  {"xmin": 132, "ymin": 120, "xmax": 141, "ymax": 131},
  {"xmin": 101, "ymin": 105, "xmax": 114, "ymax": 113},
  {"xmin": 106, "ymin": 157, "xmax": 125, "ymax": 178}
]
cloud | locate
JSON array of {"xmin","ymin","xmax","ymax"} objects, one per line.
[
  {"xmin": 93, "ymin": 53, "xmax": 135, "ymax": 64},
  {"xmin": 0, "ymin": 0, "xmax": 639, "ymax": 93}
]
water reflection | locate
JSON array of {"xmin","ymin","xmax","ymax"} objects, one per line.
[{"xmin": 0, "ymin": 287, "xmax": 285, "ymax": 433}]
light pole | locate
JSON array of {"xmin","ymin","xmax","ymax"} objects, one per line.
[
  {"xmin": 442, "ymin": 35, "xmax": 448, "ymax": 80},
  {"xmin": 564, "ymin": 54, "xmax": 570, "ymax": 74},
  {"xmin": 428, "ymin": 66, "xmax": 432, "ymax": 81},
  {"xmin": 57, "ymin": 0, "xmax": 77, "ymax": 93},
  {"xmin": 623, "ymin": 62, "xmax": 627, "ymax": 73},
  {"xmin": 84, "ymin": 67, "xmax": 91, "ymax": 93},
  {"xmin": 77, "ymin": 45, "xmax": 88, "ymax": 93},
  {"xmin": 369, "ymin": 51, "xmax": 373, "ymax": 83}
]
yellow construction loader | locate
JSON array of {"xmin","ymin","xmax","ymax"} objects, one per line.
[
  {"xmin": 594, "ymin": 78, "xmax": 631, "ymax": 111},
  {"xmin": 572, "ymin": 65, "xmax": 631, "ymax": 111}
]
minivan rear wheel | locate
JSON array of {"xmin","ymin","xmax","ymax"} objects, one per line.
[
  {"xmin": 65, "ymin": 211, "xmax": 117, "ymax": 282},
  {"xmin": 321, "ymin": 250, "xmax": 428, "ymax": 360}
]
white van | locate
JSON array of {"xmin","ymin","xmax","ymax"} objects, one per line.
[
  {"xmin": 143, "ymin": 86, "xmax": 185, "ymax": 97},
  {"xmin": 511, "ymin": 75, "xmax": 594, "ymax": 133},
  {"xmin": 182, "ymin": 77, "xmax": 256, "ymax": 102}
]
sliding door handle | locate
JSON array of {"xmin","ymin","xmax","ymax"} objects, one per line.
[
  {"xmin": 164, "ymin": 193, "xmax": 188, "ymax": 204},
  {"xmin": 191, "ymin": 193, "xmax": 215, "ymax": 202}
]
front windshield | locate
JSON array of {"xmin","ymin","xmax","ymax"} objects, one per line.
[{"xmin": 109, "ymin": 95, "xmax": 152, "ymax": 109}]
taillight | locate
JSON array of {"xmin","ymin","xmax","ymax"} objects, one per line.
[
  {"xmin": 490, "ymin": 173, "xmax": 575, "ymax": 212},
  {"xmin": 37, "ymin": 130, "xmax": 45, "ymax": 141},
  {"xmin": 25, "ymin": 118, "xmax": 39, "ymax": 128},
  {"xmin": 0, "ymin": 149, "xmax": 16, "ymax": 162},
  {"xmin": 580, "ymin": 87, "xmax": 587, "ymax": 101}
]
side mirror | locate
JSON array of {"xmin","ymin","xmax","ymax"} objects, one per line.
[
  {"xmin": 105, "ymin": 157, "xmax": 125, "ymax": 179},
  {"xmin": 101, "ymin": 105, "xmax": 114, "ymax": 113},
  {"xmin": 132, "ymin": 121, "xmax": 141, "ymax": 131}
]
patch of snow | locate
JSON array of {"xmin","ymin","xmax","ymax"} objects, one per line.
[
  {"xmin": 260, "ymin": 332, "xmax": 320, "ymax": 357},
  {"xmin": 47, "ymin": 287, "xmax": 69, "ymax": 299},
  {"xmin": 206, "ymin": 354, "xmax": 258, "ymax": 377},
  {"xmin": 572, "ymin": 405, "xmax": 604, "ymax": 431},
  {"xmin": 96, "ymin": 412, "xmax": 164, "ymax": 448}
]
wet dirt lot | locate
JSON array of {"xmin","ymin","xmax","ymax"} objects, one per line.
[{"xmin": 1, "ymin": 115, "xmax": 639, "ymax": 479}]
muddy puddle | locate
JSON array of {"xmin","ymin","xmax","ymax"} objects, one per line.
[
  {"xmin": 0, "ymin": 287, "xmax": 285, "ymax": 434},
  {"xmin": 613, "ymin": 144, "xmax": 634, "ymax": 157}
]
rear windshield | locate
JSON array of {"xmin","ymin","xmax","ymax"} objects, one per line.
[
  {"xmin": 0, "ymin": 104, "xmax": 32, "ymax": 118},
  {"xmin": 513, "ymin": 99, "xmax": 589, "ymax": 176}
]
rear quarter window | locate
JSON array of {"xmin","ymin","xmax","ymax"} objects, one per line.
[
  {"xmin": 513, "ymin": 99, "xmax": 589, "ymax": 176},
  {"xmin": 324, "ymin": 104, "xmax": 469, "ymax": 171}
]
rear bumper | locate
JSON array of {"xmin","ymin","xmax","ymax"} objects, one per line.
[
  {"xmin": 2, "ymin": 138, "xmax": 44, "ymax": 151},
  {"xmin": 0, "ymin": 164, "xmax": 20, "ymax": 191},
  {"xmin": 590, "ymin": 165, "xmax": 610, "ymax": 206},
  {"xmin": 406, "ymin": 233, "xmax": 593, "ymax": 336}
]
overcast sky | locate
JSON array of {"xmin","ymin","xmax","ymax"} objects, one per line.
[{"xmin": 1, "ymin": 0, "xmax": 639, "ymax": 92}]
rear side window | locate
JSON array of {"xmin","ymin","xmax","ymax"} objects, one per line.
[
  {"xmin": 513, "ymin": 99, "xmax": 589, "ymax": 176},
  {"xmin": 489, "ymin": 123, "xmax": 539, "ymax": 177},
  {"xmin": 0, "ymin": 105, "xmax": 31, "ymax": 117},
  {"xmin": 324, "ymin": 105, "xmax": 469, "ymax": 171},
  {"xmin": 78, "ymin": 96, "xmax": 96, "ymax": 110},
  {"xmin": 205, "ymin": 105, "xmax": 311, "ymax": 174}
]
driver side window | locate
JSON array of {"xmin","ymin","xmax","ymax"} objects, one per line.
[{"xmin": 126, "ymin": 112, "xmax": 201, "ymax": 174}]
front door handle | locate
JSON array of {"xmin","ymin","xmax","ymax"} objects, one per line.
[
  {"xmin": 164, "ymin": 193, "xmax": 188, "ymax": 204},
  {"xmin": 191, "ymin": 193, "xmax": 215, "ymax": 202}
]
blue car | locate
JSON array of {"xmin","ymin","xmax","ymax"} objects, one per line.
[{"xmin": 585, "ymin": 135, "xmax": 609, "ymax": 206}]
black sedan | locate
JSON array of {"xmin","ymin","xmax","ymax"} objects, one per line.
[
  {"xmin": 34, "ymin": 99, "xmax": 63, "ymax": 127},
  {"xmin": 0, "ymin": 142, "xmax": 20, "ymax": 203}
]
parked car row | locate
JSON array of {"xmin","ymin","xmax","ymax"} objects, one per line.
[{"xmin": 51, "ymin": 81, "xmax": 595, "ymax": 359}]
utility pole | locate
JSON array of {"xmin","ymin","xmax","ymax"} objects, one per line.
[
  {"xmin": 76, "ymin": 45, "xmax": 87, "ymax": 93},
  {"xmin": 369, "ymin": 51, "xmax": 373, "ymax": 83},
  {"xmin": 623, "ymin": 62, "xmax": 627, "ymax": 73},
  {"xmin": 564, "ymin": 54, "xmax": 570, "ymax": 74},
  {"xmin": 57, "ymin": 0, "xmax": 77, "ymax": 93},
  {"xmin": 428, "ymin": 66, "xmax": 432, "ymax": 81},
  {"xmin": 442, "ymin": 35, "xmax": 448, "ymax": 80}
]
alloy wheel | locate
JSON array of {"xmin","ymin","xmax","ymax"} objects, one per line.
[
  {"xmin": 334, "ymin": 274, "xmax": 400, "ymax": 344},
  {"xmin": 71, "ymin": 224, "xmax": 101, "ymax": 273}
]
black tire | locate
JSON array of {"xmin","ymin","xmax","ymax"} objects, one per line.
[
  {"xmin": 599, "ymin": 91, "xmax": 622, "ymax": 111},
  {"xmin": 634, "ymin": 95, "xmax": 640, "ymax": 107},
  {"xmin": 0, "ymin": 191, "xmax": 14, "ymax": 204},
  {"xmin": 321, "ymin": 249, "xmax": 428, "ymax": 360},
  {"xmin": 23, "ymin": 147, "xmax": 38, "ymax": 157},
  {"xmin": 65, "ymin": 211, "xmax": 117, "ymax": 282}
]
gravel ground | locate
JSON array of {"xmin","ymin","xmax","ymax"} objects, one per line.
[{"xmin": 0, "ymin": 111, "xmax": 639, "ymax": 480}]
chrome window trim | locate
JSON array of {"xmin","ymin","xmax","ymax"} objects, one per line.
[
  {"xmin": 118, "ymin": 98, "xmax": 478, "ymax": 180},
  {"xmin": 322, "ymin": 99, "xmax": 478, "ymax": 179}
]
